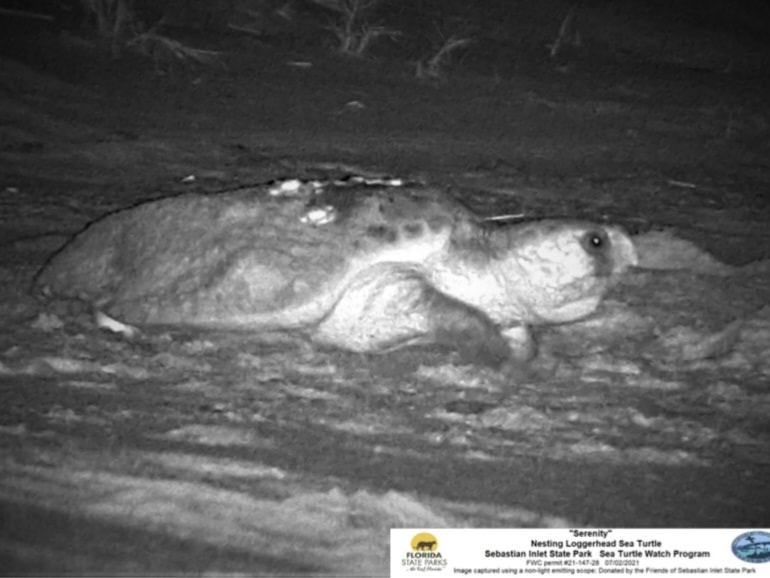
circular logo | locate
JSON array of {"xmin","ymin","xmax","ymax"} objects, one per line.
[
  {"xmin": 411, "ymin": 532, "xmax": 439, "ymax": 552},
  {"xmin": 731, "ymin": 531, "xmax": 770, "ymax": 563}
]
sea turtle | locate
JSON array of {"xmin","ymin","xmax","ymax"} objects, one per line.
[{"xmin": 34, "ymin": 179, "xmax": 638, "ymax": 368}]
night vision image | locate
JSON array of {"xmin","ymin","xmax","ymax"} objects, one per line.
[{"xmin": 0, "ymin": 0, "xmax": 768, "ymax": 575}]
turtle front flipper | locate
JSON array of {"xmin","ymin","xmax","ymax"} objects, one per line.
[{"xmin": 314, "ymin": 264, "xmax": 535, "ymax": 369}]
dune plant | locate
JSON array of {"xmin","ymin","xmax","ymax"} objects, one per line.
[
  {"xmin": 79, "ymin": 0, "xmax": 135, "ymax": 55},
  {"xmin": 126, "ymin": 25, "xmax": 221, "ymax": 73},
  {"xmin": 415, "ymin": 33, "xmax": 472, "ymax": 80},
  {"xmin": 309, "ymin": 0, "xmax": 399, "ymax": 57},
  {"xmin": 78, "ymin": 0, "xmax": 219, "ymax": 71},
  {"xmin": 227, "ymin": 1, "xmax": 296, "ymax": 38},
  {"xmin": 548, "ymin": 3, "xmax": 582, "ymax": 59}
]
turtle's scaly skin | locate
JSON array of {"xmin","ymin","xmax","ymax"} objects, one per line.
[{"xmin": 35, "ymin": 183, "xmax": 638, "ymax": 367}]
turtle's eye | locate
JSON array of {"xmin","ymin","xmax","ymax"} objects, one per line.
[{"xmin": 582, "ymin": 230, "xmax": 609, "ymax": 253}]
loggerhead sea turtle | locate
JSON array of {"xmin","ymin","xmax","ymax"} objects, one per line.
[{"xmin": 34, "ymin": 179, "xmax": 638, "ymax": 368}]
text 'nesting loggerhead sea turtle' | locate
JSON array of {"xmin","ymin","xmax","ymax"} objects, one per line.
[{"xmin": 34, "ymin": 179, "xmax": 638, "ymax": 369}]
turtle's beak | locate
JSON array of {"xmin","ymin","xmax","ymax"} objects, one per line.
[{"xmin": 608, "ymin": 227, "xmax": 639, "ymax": 272}]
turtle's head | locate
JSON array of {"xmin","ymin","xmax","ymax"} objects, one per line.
[{"xmin": 509, "ymin": 220, "xmax": 638, "ymax": 324}]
